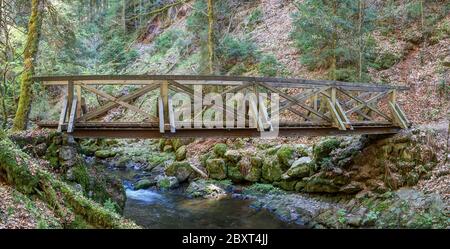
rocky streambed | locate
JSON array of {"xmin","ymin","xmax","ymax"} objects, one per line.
[{"xmin": 76, "ymin": 129, "xmax": 448, "ymax": 229}]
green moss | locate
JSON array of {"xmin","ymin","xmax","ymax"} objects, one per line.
[
  {"xmin": 175, "ymin": 145, "xmax": 187, "ymax": 161},
  {"xmin": 244, "ymin": 183, "xmax": 282, "ymax": 195},
  {"xmin": 205, "ymin": 158, "xmax": 227, "ymax": 180},
  {"xmin": 213, "ymin": 143, "xmax": 227, "ymax": 158},
  {"xmin": 95, "ymin": 150, "xmax": 117, "ymax": 159},
  {"xmin": 72, "ymin": 164, "xmax": 90, "ymax": 192},
  {"xmin": 261, "ymin": 156, "xmax": 283, "ymax": 182},
  {"xmin": 313, "ymin": 138, "xmax": 341, "ymax": 165},
  {"xmin": 277, "ymin": 145, "xmax": 295, "ymax": 168},
  {"xmin": 45, "ymin": 142, "xmax": 60, "ymax": 168}
]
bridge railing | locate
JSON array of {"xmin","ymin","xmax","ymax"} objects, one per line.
[{"xmin": 34, "ymin": 75, "xmax": 410, "ymax": 138}]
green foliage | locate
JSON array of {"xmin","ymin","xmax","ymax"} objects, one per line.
[
  {"xmin": 245, "ymin": 8, "xmax": 263, "ymax": 29},
  {"xmin": 217, "ymin": 35, "xmax": 259, "ymax": 71},
  {"xmin": 258, "ymin": 55, "xmax": 286, "ymax": 77},
  {"xmin": 103, "ymin": 199, "xmax": 120, "ymax": 214},
  {"xmin": 213, "ymin": 143, "xmax": 228, "ymax": 158},
  {"xmin": 291, "ymin": 0, "xmax": 377, "ymax": 81},
  {"xmin": 154, "ymin": 30, "xmax": 180, "ymax": 54}
]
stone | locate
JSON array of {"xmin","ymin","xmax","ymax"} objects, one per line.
[
  {"xmin": 294, "ymin": 144, "xmax": 310, "ymax": 157},
  {"xmin": 274, "ymin": 180, "xmax": 297, "ymax": 191},
  {"xmin": 339, "ymin": 181, "xmax": 364, "ymax": 194},
  {"xmin": 134, "ymin": 179, "xmax": 155, "ymax": 190},
  {"xmin": 171, "ymin": 138, "xmax": 183, "ymax": 151},
  {"xmin": 117, "ymin": 157, "xmax": 130, "ymax": 168},
  {"xmin": 165, "ymin": 161, "xmax": 193, "ymax": 182},
  {"xmin": 261, "ymin": 156, "xmax": 283, "ymax": 182},
  {"xmin": 205, "ymin": 158, "xmax": 227, "ymax": 180},
  {"xmin": 163, "ymin": 145, "xmax": 174, "ymax": 153},
  {"xmin": 283, "ymin": 157, "xmax": 313, "ymax": 179},
  {"xmin": 185, "ymin": 179, "xmax": 227, "ymax": 199},
  {"xmin": 59, "ymin": 146, "xmax": 78, "ymax": 167},
  {"xmin": 225, "ymin": 150, "xmax": 242, "ymax": 163},
  {"xmin": 313, "ymin": 138, "xmax": 341, "ymax": 164},
  {"xmin": 244, "ymin": 157, "xmax": 262, "ymax": 182},
  {"xmin": 34, "ymin": 143, "xmax": 48, "ymax": 157},
  {"xmin": 227, "ymin": 163, "xmax": 245, "ymax": 183},
  {"xmin": 156, "ymin": 175, "xmax": 179, "ymax": 189},
  {"xmin": 213, "ymin": 143, "xmax": 227, "ymax": 158},
  {"xmin": 95, "ymin": 150, "xmax": 117, "ymax": 159},
  {"xmin": 276, "ymin": 145, "xmax": 295, "ymax": 168},
  {"xmin": 175, "ymin": 145, "xmax": 187, "ymax": 161},
  {"xmin": 303, "ymin": 176, "xmax": 339, "ymax": 193}
]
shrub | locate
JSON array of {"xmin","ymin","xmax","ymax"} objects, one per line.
[{"xmin": 258, "ymin": 55, "xmax": 285, "ymax": 77}]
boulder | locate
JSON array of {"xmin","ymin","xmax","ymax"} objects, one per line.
[
  {"xmin": 313, "ymin": 138, "xmax": 341, "ymax": 164},
  {"xmin": 165, "ymin": 161, "xmax": 193, "ymax": 182},
  {"xmin": 59, "ymin": 146, "xmax": 78, "ymax": 167},
  {"xmin": 134, "ymin": 179, "xmax": 156, "ymax": 190},
  {"xmin": 163, "ymin": 145, "xmax": 174, "ymax": 153},
  {"xmin": 213, "ymin": 143, "xmax": 227, "ymax": 158},
  {"xmin": 175, "ymin": 145, "xmax": 187, "ymax": 161},
  {"xmin": 156, "ymin": 175, "xmax": 179, "ymax": 189},
  {"xmin": 276, "ymin": 145, "xmax": 296, "ymax": 168},
  {"xmin": 261, "ymin": 156, "xmax": 283, "ymax": 182},
  {"xmin": 303, "ymin": 176, "xmax": 339, "ymax": 193},
  {"xmin": 225, "ymin": 150, "xmax": 242, "ymax": 163},
  {"xmin": 283, "ymin": 157, "xmax": 313, "ymax": 179},
  {"xmin": 274, "ymin": 180, "xmax": 297, "ymax": 191},
  {"xmin": 227, "ymin": 163, "xmax": 245, "ymax": 182},
  {"xmin": 244, "ymin": 156, "xmax": 262, "ymax": 182},
  {"xmin": 205, "ymin": 158, "xmax": 227, "ymax": 180},
  {"xmin": 34, "ymin": 143, "xmax": 48, "ymax": 157},
  {"xmin": 95, "ymin": 150, "xmax": 117, "ymax": 159},
  {"xmin": 185, "ymin": 179, "xmax": 227, "ymax": 199}
]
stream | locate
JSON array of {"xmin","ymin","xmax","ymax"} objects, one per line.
[{"xmin": 123, "ymin": 186, "xmax": 302, "ymax": 229}]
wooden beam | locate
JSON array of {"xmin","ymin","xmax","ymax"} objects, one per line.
[
  {"xmin": 79, "ymin": 84, "xmax": 159, "ymax": 121},
  {"xmin": 76, "ymin": 85, "xmax": 82, "ymax": 118},
  {"xmin": 158, "ymin": 97, "xmax": 165, "ymax": 133},
  {"xmin": 389, "ymin": 101, "xmax": 408, "ymax": 129},
  {"xmin": 168, "ymin": 96, "xmax": 176, "ymax": 133},
  {"xmin": 67, "ymin": 81, "xmax": 74, "ymax": 120},
  {"xmin": 160, "ymin": 80, "xmax": 169, "ymax": 124},
  {"xmin": 80, "ymin": 84, "xmax": 155, "ymax": 119},
  {"xmin": 326, "ymin": 98, "xmax": 346, "ymax": 130},
  {"xmin": 340, "ymin": 89, "xmax": 392, "ymax": 122},
  {"xmin": 57, "ymin": 97, "xmax": 69, "ymax": 133},
  {"xmin": 67, "ymin": 97, "xmax": 78, "ymax": 133}
]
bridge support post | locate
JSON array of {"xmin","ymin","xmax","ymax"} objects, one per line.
[{"xmin": 160, "ymin": 80, "xmax": 169, "ymax": 128}]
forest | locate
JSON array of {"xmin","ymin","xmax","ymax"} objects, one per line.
[{"xmin": 0, "ymin": 0, "xmax": 449, "ymax": 231}]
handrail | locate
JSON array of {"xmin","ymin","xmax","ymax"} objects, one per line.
[{"xmin": 33, "ymin": 75, "xmax": 409, "ymax": 91}]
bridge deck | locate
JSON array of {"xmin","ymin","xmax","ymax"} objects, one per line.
[{"xmin": 34, "ymin": 75, "xmax": 410, "ymax": 139}]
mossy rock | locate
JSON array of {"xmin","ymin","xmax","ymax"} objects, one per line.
[
  {"xmin": 205, "ymin": 158, "xmax": 227, "ymax": 180},
  {"xmin": 71, "ymin": 164, "xmax": 90, "ymax": 192},
  {"xmin": 175, "ymin": 145, "xmax": 187, "ymax": 161},
  {"xmin": 171, "ymin": 138, "xmax": 183, "ymax": 151},
  {"xmin": 224, "ymin": 150, "xmax": 242, "ymax": 163},
  {"xmin": 156, "ymin": 176, "xmax": 179, "ymax": 189},
  {"xmin": 227, "ymin": 163, "xmax": 244, "ymax": 183},
  {"xmin": 244, "ymin": 156, "xmax": 262, "ymax": 182},
  {"xmin": 158, "ymin": 139, "xmax": 166, "ymax": 152},
  {"xmin": 274, "ymin": 180, "xmax": 297, "ymax": 191},
  {"xmin": 134, "ymin": 179, "xmax": 155, "ymax": 190},
  {"xmin": 80, "ymin": 144, "xmax": 99, "ymax": 156},
  {"xmin": 261, "ymin": 156, "xmax": 283, "ymax": 183},
  {"xmin": 163, "ymin": 145, "xmax": 174, "ymax": 153},
  {"xmin": 213, "ymin": 143, "xmax": 227, "ymax": 158},
  {"xmin": 165, "ymin": 161, "xmax": 193, "ymax": 182},
  {"xmin": 284, "ymin": 157, "xmax": 313, "ymax": 179},
  {"xmin": 276, "ymin": 145, "xmax": 295, "ymax": 168},
  {"xmin": 45, "ymin": 142, "xmax": 60, "ymax": 169},
  {"xmin": 295, "ymin": 144, "xmax": 310, "ymax": 157},
  {"xmin": 313, "ymin": 138, "xmax": 341, "ymax": 164},
  {"xmin": 303, "ymin": 177, "xmax": 339, "ymax": 193},
  {"xmin": 95, "ymin": 150, "xmax": 117, "ymax": 159}
]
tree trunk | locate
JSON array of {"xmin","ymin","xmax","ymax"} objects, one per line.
[
  {"xmin": 122, "ymin": 0, "xmax": 127, "ymax": 33},
  {"xmin": 331, "ymin": 0, "xmax": 337, "ymax": 80},
  {"xmin": 12, "ymin": 0, "xmax": 43, "ymax": 131},
  {"xmin": 207, "ymin": 0, "xmax": 214, "ymax": 74},
  {"xmin": 358, "ymin": 0, "xmax": 364, "ymax": 81}
]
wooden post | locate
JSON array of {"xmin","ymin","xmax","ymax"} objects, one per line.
[
  {"xmin": 67, "ymin": 81, "xmax": 74, "ymax": 122},
  {"xmin": 76, "ymin": 85, "xmax": 82, "ymax": 118},
  {"xmin": 160, "ymin": 80, "xmax": 169, "ymax": 125},
  {"xmin": 331, "ymin": 87, "xmax": 337, "ymax": 106}
]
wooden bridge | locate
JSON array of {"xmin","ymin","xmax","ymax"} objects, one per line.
[{"xmin": 35, "ymin": 75, "xmax": 410, "ymax": 139}]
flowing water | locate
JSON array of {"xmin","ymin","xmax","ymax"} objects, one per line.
[{"xmin": 123, "ymin": 186, "xmax": 303, "ymax": 229}]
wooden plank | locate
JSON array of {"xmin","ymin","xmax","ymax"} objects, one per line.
[
  {"xmin": 76, "ymin": 85, "xmax": 82, "ymax": 118},
  {"xmin": 394, "ymin": 102, "xmax": 410, "ymax": 126},
  {"xmin": 67, "ymin": 81, "xmax": 74, "ymax": 120},
  {"xmin": 158, "ymin": 97, "xmax": 165, "ymax": 133},
  {"xmin": 57, "ymin": 97, "xmax": 69, "ymax": 133},
  {"xmin": 389, "ymin": 101, "xmax": 408, "ymax": 129},
  {"xmin": 80, "ymin": 84, "xmax": 159, "ymax": 121},
  {"xmin": 67, "ymin": 97, "xmax": 78, "ymax": 133},
  {"xmin": 80, "ymin": 84, "xmax": 154, "ymax": 119},
  {"xmin": 326, "ymin": 98, "xmax": 346, "ymax": 130},
  {"xmin": 259, "ymin": 95, "xmax": 272, "ymax": 131},
  {"xmin": 160, "ymin": 81, "xmax": 169, "ymax": 124},
  {"xmin": 249, "ymin": 96, "xmax": 263, "ymax": 131},
  {"xmin": 168, "ymin": 96, "xmax": 176, "ymax": 133},
  {"xmin": 35, "ymin": 75, "xmax": 409, "ymax": 91},
  {"xmin": 335, "ymin": 100, "xmax": 353, "ymax": 130},
  {"xmin": 279, "ymin": 87, "xmax": 329, "ymax": 113}
]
